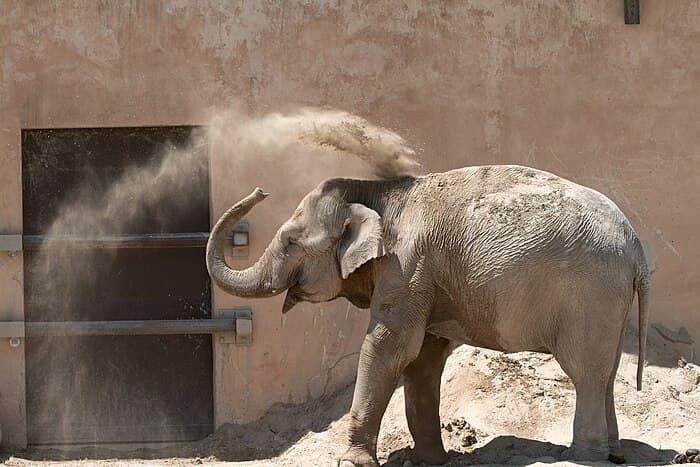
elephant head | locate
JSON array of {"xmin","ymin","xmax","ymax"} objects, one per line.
[{"xmin": 206, "ymin": 181, "xmax": 386, "ymax": 312}]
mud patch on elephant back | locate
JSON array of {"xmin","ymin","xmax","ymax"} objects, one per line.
[{"xmin": 484, "ymin": 188, "xmax": 569, "ymax": 227}]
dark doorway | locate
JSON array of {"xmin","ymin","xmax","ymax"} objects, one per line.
[{"xmin": 22, "ymin": 127, "xmax": 213, "ymax": 444}]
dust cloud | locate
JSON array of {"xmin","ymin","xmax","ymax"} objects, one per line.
[
  {"xmin": 26, "ymin": 132, "xmax": 212, "ymax": 445},
  {"xmin": 206, "ymin": 106, "xmax": 421, "ymax": 223},
  {"xmin": 207, "ymin": 106, "xmax": 420, "ymax": 181},
  {"xmin": 40, "ymin": 137, "xmax": 209, "ymax": 240},
  {"xmin": 25, "ymin": 107, "xmax": 420, "ymax": 444}
]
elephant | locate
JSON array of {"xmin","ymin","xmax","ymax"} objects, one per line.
[{"xmin": 206, "ymin": 165, "xmax": 650, "ymax": 467}]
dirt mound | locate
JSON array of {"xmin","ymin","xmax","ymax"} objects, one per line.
[
  {"xmin": 191, "ymin": 387, "xmax": 354, "ymax": 462},
  {"xmin": 5, "ymin": 329, "xmax": 698, "ymax": 467}
]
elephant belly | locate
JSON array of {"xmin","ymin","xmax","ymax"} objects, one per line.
[
  {"xmin": 427, "ymin": 290, "xmax": 510, "ymax": 352},
  {"xmin": 426, "ymin": 319, "xmax": 508, "ymax": 352},
  {"xmin": 428, "ymin": 285, "xmax": 553, "ymax": 354}
]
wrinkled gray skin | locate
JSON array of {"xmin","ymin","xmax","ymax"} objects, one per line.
[{"xmin": 207, "ymin": 165, "xmax": 650, "ymax": 467}]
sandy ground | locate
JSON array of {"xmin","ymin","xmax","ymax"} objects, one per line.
[{"xmin": 3, "ymin": 328, "xmax": 698, "ymax": 467}]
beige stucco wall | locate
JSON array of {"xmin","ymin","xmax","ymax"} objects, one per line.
[{"xmin": 1, "ymin": 0, "xmax": 699, "ymax": 448}]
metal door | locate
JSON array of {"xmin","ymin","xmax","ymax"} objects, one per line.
[{"xmin": 22, "ymin": 127, "xmax": 214, "ymax": 444}]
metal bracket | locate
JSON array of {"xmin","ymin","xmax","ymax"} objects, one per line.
[
  {"xmin": 217, "ymin": 306, "xmax": 253, "ymax": 345},
  {"xmin": 0, "ymin": 321, "xmax": 25, "ymax": 338},
  {"xmin": 0, "ymin": 321, "xmax": 24, "ymax": 349},
  {"xmin": 0, "ymin": 234, "xmax": 22, "ymax": 252},
  {"xmin": 229, "ymin": 220, "xmax": 249, "ymax": 258}
]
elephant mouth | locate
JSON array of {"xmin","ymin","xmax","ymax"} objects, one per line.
[{"xmin": 282, "ymin": 284, "xmax": 303, "ymax": 313}]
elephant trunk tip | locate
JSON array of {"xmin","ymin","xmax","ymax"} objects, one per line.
[
  {"xmin": 237, "ymin": 187, "xmax": 269, "ymax": 207},
  {"xmin": 252, "ymin": 187, "xmax": 269, "ymax": 200},
  {"xmin": 205, "ymin": 186, "xmax": 273, "ymax": 298}
]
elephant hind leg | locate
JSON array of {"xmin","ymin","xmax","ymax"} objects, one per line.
[
  {"xmin": 606, "ymin": 325, "xmax": 627, "ymax": 464},
  {"xmin": 606, "ymin": 372, "xmax": 626, "ymax": 464},
  {"xmin": 554, "ymin": 314, "xmax": 626, "ymax": 461},
  {"xmin": 403, "ymin": 333, "xmax": 454, "ymax": 465},
  {"xmin": 556, "ymin": 363, "xmax": 610, "ymax": 461}
]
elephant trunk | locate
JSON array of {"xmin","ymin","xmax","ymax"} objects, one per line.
[{"xmin": 206, "ymin": 188, "xmax": 280, "ymax": 297}]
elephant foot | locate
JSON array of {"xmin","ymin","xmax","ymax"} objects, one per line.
[
  {"xmin": 608, "ymin": 439, "xmax": 626, "ymax": 464},
  {"xmin": 333, "ymin": 447, "xmax": 379, "ymax": 467},
  {"xmin": 560, "ymin": 443, "xmax": 609, "ymax": 462},
  {"xmin": 408, "ymin": 445, "xmax": 449, "ymax": 465},
  {"xmin": 608, "ymin": 453, "xmax": 626, "ymax": 464}
]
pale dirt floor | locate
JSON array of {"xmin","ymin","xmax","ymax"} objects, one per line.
[{"xmin": 3, "ymin": 329, "xmax": 698, "ymax": 467}]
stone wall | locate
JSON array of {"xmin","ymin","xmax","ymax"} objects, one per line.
[{"xmin": 1, "ymin": 0, "xmax": 697, "ymax": 447}]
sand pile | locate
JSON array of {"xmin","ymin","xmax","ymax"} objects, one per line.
[{"xmin": 5, "ymin": 326, "xmax": 698, "ymax": 467}]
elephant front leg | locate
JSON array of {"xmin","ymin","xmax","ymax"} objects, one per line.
[
  {"xmin": 338, "ymin": 322, "xmax": 427, "ymax": 467},
  {"xmin": 403, "ymin": 333, "xmax": 453, "ymax": 465}
]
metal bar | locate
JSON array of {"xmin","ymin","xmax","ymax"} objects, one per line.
[
  {"xmin": 23, "ymin": 232, "xmax": 210, "ymax": 250},
  {"xmin": 28, "ymin": 423, "xmax": 214, "ymax": 445},
  {"xmin": 26, "ymin": 318, "xmax": 235, "ymax": 337}
]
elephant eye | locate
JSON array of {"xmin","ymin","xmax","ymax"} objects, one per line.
[{"xmin": 284, "ymin": 237, "xmax": 299, "ymax": 255}]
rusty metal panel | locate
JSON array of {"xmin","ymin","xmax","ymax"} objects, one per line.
[{"xmin": 22, "ymin": 127, "xmax": 213, "ymax": 444}]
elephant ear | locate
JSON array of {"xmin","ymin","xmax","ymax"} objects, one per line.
[{"xmin": 338, "ymin": 203, "xmax": 385, "ymax": 280}]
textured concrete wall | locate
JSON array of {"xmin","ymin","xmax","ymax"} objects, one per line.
[{"xmin": 1, "ymin": 0, "xmax": 699, "ymax": 447}]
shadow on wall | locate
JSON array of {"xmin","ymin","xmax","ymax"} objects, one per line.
[
  {"xmin": 624, "ymin": 320, "xmax": 697, "ymax": 368},
  {"xmin": 625, "ymin": 243, "xmax": 697, "ymax": 367}
]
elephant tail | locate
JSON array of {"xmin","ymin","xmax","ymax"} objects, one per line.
[{"xmin": 635, "ymin": 252, "xmax": 651, "ymax": 391}]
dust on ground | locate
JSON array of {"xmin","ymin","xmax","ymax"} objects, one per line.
[{"xmin": 4, "ymin": 328, "xmax": 698, "ymax": 467}]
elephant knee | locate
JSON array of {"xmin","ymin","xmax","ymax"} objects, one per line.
[{"xmin": 364, "ymin": 323, "xmax": 425, "ymax": 373}]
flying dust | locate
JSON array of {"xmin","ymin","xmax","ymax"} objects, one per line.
[
  {"xmin": 25, "ymin": 107, "xmax": 421, "ymax": 445},
  {"xmin": 208, "ymin": 107, "xmax": 420, "ymax": 181},
  {"xmin": 206, "ymin": 106, "xmax": 421, "ymax": 221}
]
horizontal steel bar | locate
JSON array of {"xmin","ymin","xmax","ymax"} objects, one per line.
[
  {"xmin": 23, "ymin": 232, "xmax": 210, "ymax": 250},
  {"xmin": 26, "ymin": 318, "xmax": 235, "ymax": 337}
]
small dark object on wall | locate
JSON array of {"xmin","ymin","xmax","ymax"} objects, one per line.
[{"xmin": 625, "ymin": 0, "xmax": 640, "ymax": 24}]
